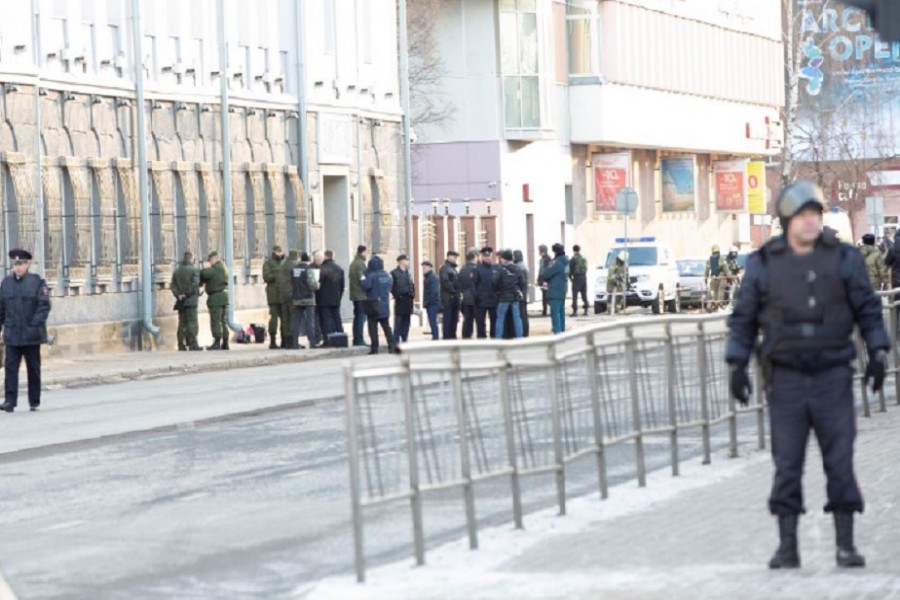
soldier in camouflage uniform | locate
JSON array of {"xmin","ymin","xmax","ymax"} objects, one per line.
[
  {"xmin": 262, "ymin": 245, "xmax": 285, "ymax": 348},
  {"xmin": 705, "ymin": 245, "xmax": 733, "ymax": 311},
  {"xmin": 606, "ymin": 251, "xmax": 628, "ymax": 314},
  {"xmin": 860, "ymin": 233, "xmax": 889, "ymax": 291},
  {"xmin": 200, "ymin": 251, "xmax": 230, "ymax": 350},
  {"xmin": 276, "ymin": 250, "xmax": 298, "ymax": 346},
  {"xmin": 170, "ymin": 251, "xmax": 202, "ymax": 351}
]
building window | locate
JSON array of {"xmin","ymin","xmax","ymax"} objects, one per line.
[
  {"xmin": 500, "ymin": 0, "xmax": 540, "ymax": 128},
  {"xmin": 567, "ymin": 0, "xmax": 600, "ymax": 77},
  {"xmin": 324, "ymin": 0, "xmax": 336, "ymax": 56}
]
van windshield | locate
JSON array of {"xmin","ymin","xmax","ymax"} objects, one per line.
[{"xmin": 606, "ymin": 247, "xmax": 658, "ymax": 267}]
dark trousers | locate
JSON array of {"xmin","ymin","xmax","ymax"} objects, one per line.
[
  {"xmin": 368, "ymin": 317, "xmax": 394, "ymax": 352},
  {"xmin": 352, "ymin": 301, "xmax": 368, "ymax": 346},
  {"xmin": 320, "ymin": 306, "xmax": 344, "ymax": 337},
  {"xmin": 394, "ymin": 313, "xmax": 411, "ymax": 344},
  {"xmin": 5, "ymin": 344, "xmax": 41, "ymax": 408},
  {"xmin": 267, "ymin": 303, "xmax": 281, "ymax": 343},
  {"xmin": 571, "ymin": 276, "xmax": 588, "ymax": 313},
  {"xmin": 475, "ymin": 305, "xmax": 497, "ymax": 339},
  {"xmin": 461, "ymin": 305, "xmax": 476, "ymax": 339},
  {"xmin": 426, "ymin": 305, "xmax": 440, "ymax": 340},
  {"xmin": 443, "ymin": 304, "xmax": 459, "ymax": 339},
  {"xmin": 291, "ymin": 305, "xmax": 318, "ymax": 349},
  {"xmin": 177, "ymin": 307, "xmax": 199, "ymax": 349},
  {"xmin": 768, "ymin": 365, "xmax": 863, "ymax": 515},
  {"xmin": 541, "ymin": 289, "xmax": 549, "ymax": 316},
  {"xmin": 519, "ymin": 300, "xmax": 530, "ymax": 337}
]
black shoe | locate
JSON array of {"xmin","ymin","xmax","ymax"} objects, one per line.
[
  {"xmin": 221, "ymin": 339, "xmax": 230, "ymax": 350},
  {"xmin": 570, "ymin": 312, "xmax": 578, "ymax": 317},
  {"xmin": 207, "ymin": 338, "xmax": 221, "ymax": 351},
  {"xmin": 834, "ymin": 512, "xmax": 865, "ymax": 567},
  {"xmin": 178, "ymin": 346, "xmax": 187, "ymax": 352},
  {"xmin": 269, "ymin": 342, "xmax": 278, "ymax": 350},
  {"xmin": 368, "ymin": 348, "xmax": 379, "ymax": 355},
  {"xmin": 0, "ymin": 402, "xmax": 14, "ymax": 413},
  {"xmin": 30, "ymin": 405, "xmax": 39, "ymax": 412},
  {"xmin": 189, "ymin": 346, "xmax": 204, "ymax": 351},
  {"xmin": 769, "ymin": 514, "xmax": 801, "ymax": 569}
]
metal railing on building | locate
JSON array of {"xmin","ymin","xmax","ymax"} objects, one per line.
[{"xmin": 342, "ymin": 295, "xmax": 900, "ymax": 582}]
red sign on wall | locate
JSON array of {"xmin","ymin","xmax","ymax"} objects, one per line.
[
  {"xmin": 592, "ymin": 153, "xmax": 631, "ymax": 213},
  {"xmin": 713, "ymin": 160, "xmax": 747, "ymax": 212}
]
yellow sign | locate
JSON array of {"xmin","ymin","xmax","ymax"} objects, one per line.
[{"xmin": 746, "ymin": 161, "xmax": 766, "ymax": 214}]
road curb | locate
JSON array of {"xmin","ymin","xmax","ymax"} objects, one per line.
[{"xmin": 40, "ymin": 347, "xmax": 369, "ymax": 390}]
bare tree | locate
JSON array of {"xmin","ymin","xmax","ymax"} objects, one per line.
[{"xmin": 406, "ymin": 0, "xmax": 455, "ymax": 137}]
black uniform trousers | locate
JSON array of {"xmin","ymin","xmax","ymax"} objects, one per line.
[
  {"xmin": 368, "ymin": 316, "xmax": 394, "ymax": 352},
  {"xmin": 442, "ymin": 304, "xmax": 459, "ymax": 339},
  {"xmin": 5, "ymin": 344, "xmax": 41, "ymax": 408},
  {"xmin": 768, "ymin": 364, "xmax": 863, "ymax": 516},
  {"xmin": 475, "ymin": 305, "xmax": 497, "ymax": 339},
  {"xmin": 571, "ymin": 275, "xmax": 588, "ymax": 313},
  {"xmin": 461, "ymin": 305, "xmax": 476, "ymax": 339}
]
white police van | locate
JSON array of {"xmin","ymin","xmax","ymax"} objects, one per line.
[{"xmin": 594, "ymin": 237, "xmax": 680, "ymax": 314}]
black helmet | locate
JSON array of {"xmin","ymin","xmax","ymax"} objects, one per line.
[{"xmin": 776, "ymin": 182, "xmax": 825, "ymax": 233}]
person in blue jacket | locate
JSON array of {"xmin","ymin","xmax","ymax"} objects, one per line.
[
  {"xmin": 539, "ymin": 243, "xmax": 569, "ymax": 334},
  {"xmin": 421, "ymin": 260, "xmax": 441, "ymax": 341},
  {"xmin": 361, "ymin": 255, "xmax": 396, "ymax": 355},
  {"xmin": 727, "ymin": 182, "xmax": 888, "ymax": 570}
]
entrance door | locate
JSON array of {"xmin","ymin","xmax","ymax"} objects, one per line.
[{"xmin": 323, "ymin": 176, "xmax": 352, "ymax": 318}]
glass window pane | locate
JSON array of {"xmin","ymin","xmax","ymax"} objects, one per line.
[
  {"xmin": 500, "ymin": 0, "xmax": 516, "ymax": 11},
  {"xmin": 503, "ymin": 77, "xmax": 521, "ymax": 128},
  {"xmin": 519, "ymin": 13, "xmax": 538, "ymax": 74},
  {"xmin": 521, "ymin": 76, "xmax": 540, "ymax": 127},
  {"xmin": 568, "ymin": 18, "xmax": 593, "ymax": 74},
  {"xmin": 519, "ymin": 0, "xmax": 536, "ymax": 12},
  {"xmin": 500, "ymin": 12, "xmax": 518, "ymax": 74}
]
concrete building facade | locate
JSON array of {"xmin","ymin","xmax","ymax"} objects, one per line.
[
  {"xmin": 0, "ymin": 0, "xmax": 404, "ymax": 353},
  {"xmin": 412, "ymin": 0, "xmax": 784, "ymax": 284}
]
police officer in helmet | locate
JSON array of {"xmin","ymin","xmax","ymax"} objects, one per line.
[{"xmin": 727, "ymin": 181, "xmax": 888, "ymax": 570}]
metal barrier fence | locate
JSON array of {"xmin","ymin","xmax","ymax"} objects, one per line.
[{"xmin": 343, "ymin": 301, "xmax": 900, "ymax": 582}]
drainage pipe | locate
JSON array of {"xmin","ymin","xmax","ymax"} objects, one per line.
[
  {"xmin": 294, "ymin": 0, "xmax": 310, "ymax": 253},
  {"xmin": 31, "ymin": 0, "xmax": 46, "ymax": 277},
  {"xmin": 397, "ymin": 0, "xmax": 414, "ymax": 257}
]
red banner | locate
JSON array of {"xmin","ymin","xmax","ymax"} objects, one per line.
[
  {"xmin": 592, "ymin": 153, "xmax": 630, "ymax": 213},
  {"xmin": 713, "ymin": 160, "xmax": 747, "ymax": 212}
]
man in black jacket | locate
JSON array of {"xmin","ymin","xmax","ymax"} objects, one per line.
[
  {"xmin": 459, "ymin": 251, "xmax": 478, "ymax": 339},
  {"xmin": 316, "ymin": 249, "xmax": 345, "ymax": 340},
  {"xmin": 422, "ymin": 261, "xmax": 441, "ymax": 340},
  {"xmin": 727, "ymin": 182, "xmax": 887, "ymax": 570},
  {"xmin": 494, "ymin": 250, "xmax": 524, "ymax": 338},
  {"xmin": 439, "ymin": 251, "xmax": 460, "ymax": 339},
  {"xmin": 0, "ymin": 249, "xmax": 52, "ymax": 413},
  {"xmin": 391, "ymin": 254, "xmax": 415, "ymax": 344},
  {"xmin": 513, "ymin": 249, "xmax": 530, "ymax": 337},
  {"xmin": 473, "ymin": 247, "xmax": 498, "ymax": 338}
]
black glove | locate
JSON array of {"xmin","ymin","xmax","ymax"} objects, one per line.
[
  {"xmin": 729, "ymin": 364, "xmax": 752, "ymax": 406},
  {"xmin": 865, "ymin": 350, "xmax": 887, "ymax": 393}
]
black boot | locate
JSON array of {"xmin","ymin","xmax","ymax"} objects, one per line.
[
  {"xmin": 221, "ymin": 337, "xmax": 230, "ymax": 350},
  {"xmin": 207, "ymin": 338, "xmax": 221, "ymax": 351},
  {"xmin": 0, "ymin": 402, "xmax": 14, "ymax": 413},
  {"xmin": 768, "ymin": 514, "xmax": 801, "ymax": 569},
  {"xmin": 269, "ymin": 334, "xmax": 278, "ymax": 350},
  {"xmin": 834, "ymin": 512, "xmax": 865, "ymax": 567}
]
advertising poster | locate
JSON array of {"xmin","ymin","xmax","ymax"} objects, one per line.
[
  {"xmin": 661, "ymin": 157, "xmax": 696, "ymax": 213},
  {"xmin": 592, "ymin": 153, "xmax": 631, "ymax": 213},
  {"xmin": 746, "ymin": 161, "xmax": 767, "ymax": 214},
  {"xmin": 713, "ymin": 160, "xmax": 747, "ymax": 212}
]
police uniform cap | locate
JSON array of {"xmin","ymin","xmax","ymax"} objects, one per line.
[
  {"xmin": 447, "ymin": 250, "xmax": 460, "ymax": 257},
  {"xmin": 862, "ymin": 233, "xmax": 876, "ymax": 245},
  {"xmin": 397, "ymin": 254, "xmax": 409, "ymax": 262},
  {"xmin": 421, "ymin": 260, "xmax": 433, "ymax": 267},
  {"xmin": 8, "ymin": 249, "xmax": 32, "ymax": 261},
  {"xmin": 481, "ymin": 246, "xmax": 493, "ymax": 255}
]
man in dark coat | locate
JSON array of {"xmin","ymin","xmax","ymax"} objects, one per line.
[
  {"xmin": 317, "ymin": 249, "xmax": 345, "ymax": 339},
  {"xmin": 361, "ymin": 255, "xmax": 396, "ymax": 355},
  {"xmin": 422, "ymin": 261, "xmax": 441, "ymax": 340},
  {"xmin": 200, "ymin": 251, "xmax": 230, "ymax": 350},
  {"xmin": 439, "ymin": 250, "xmax": 460, "ymax": 340},
  {"xmin": 391, "ymin": 254, "xmax": 415, "ymax": 344},
  {"xmin": 262, "ymin": 245, "xmax": 285, "ymax": 348},
  {"xmin": 0, "ymin": 249, "xmax": 51, "ymax": 413},
  {"xmin": 538, "ymin": 244, "xmax": 551, "ymax": 316},
  {"xmin": 170, "ymin": 251, "xmax": 202, "ymax": 351},
  {"xmin": 513, "ymin": 249, "xmax": 530, "ymax": 337},
  {"xmin": 290, "ymin": 251, "xmax": 319, "ymax": 349},
  {"xmin": 349, "ymin": 245, "xmax": 369, "ymax": 347},
  {"xmin": 494, "ymin": 249, "xmax": 524, "ymax": 338},
  {"xmin": 473, "ymin": 247, "xmax": 499, "ymax": 338},
  {"xmin": 728, "ymin": 181, "xmax": 888, "ymax": 570},
  {"xmin": 458, "ymin": 251, "xmax": 478, "ymax": 339}
]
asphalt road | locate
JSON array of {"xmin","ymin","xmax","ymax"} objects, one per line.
[{"xmin": 0, "ymin": 320, "xmax": 770, "ymax": 600}]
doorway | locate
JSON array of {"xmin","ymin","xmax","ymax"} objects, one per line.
[{"xmin": 323, "ymin": 176, "xmax": 352, "ymax": 318}]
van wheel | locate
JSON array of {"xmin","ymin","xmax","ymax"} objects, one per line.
[
  {"xmin": 652, "ymin": 287, "xmax": 664, "ymax": 314},
  {"xmin": 666, "ymin": 291, "xmax": 680, "ymax": 314}
]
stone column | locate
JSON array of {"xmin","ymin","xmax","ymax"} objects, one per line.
[
  {"xmin": 174, "ymin": 162, "xmax": 201, "ymax": 258},
  {"xmin": 61, "ymin": 156, "xmax": 92, "ymax": 286},
  {"xmin": 286, "ymin": 167, "xmax": 306, "ymax": 253},
  {"xmin": 199, "ymin": 164, "xmax": 222, "ymax": 256},
  {"xmin": 42, "ymin": 157, "xmax": 63, "ymax": 286},
  {"xmin": 113, "ymin": 158, "xmax": 141, "ymax": 281},
  {"xmin": 88, "ymin": 158, "xmax": 117, "ymax": 285},
  {"xmin": 248, "ymin": 164, "xmax": 267, "ymax": 259},
  {"xmin": 265, "ymin": 163, "xmax": 287, "ymax": 250}
]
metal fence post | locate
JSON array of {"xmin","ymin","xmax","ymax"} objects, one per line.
[
  {"xmin": 892, "ymin": 304, "xmax": 900, "ymax": 406},
  {"xmin": 665, "ymin": 324, "xmax": 679, "ymax": 476},
  {"xmin": 548, "ymin": 344, "xmax": 567, "ymax": 514},
  {"xmin": 755, "ymin": 363, "xmax": 766, "ymax": 451},
  {"xmin": 452, "ymin": 349, "xmax": 479, "ymax": 549},
  {"xmin": 626, "ymin": 326, "xmax": 647, "ymax": 487},
  {"xmin": 497, "ymin": 348, "xmax": 524, "ymax": 528},
  {"xmin": 343, "ymin": 365, "xmax": 366, "ymax": 583},
  {"xmin": 587, "ymin": 333, "xmax": 609, "ymax": 498},
  {"xmin": 697, "ymin": 323, "xmax": 712, "ymax": 465},
  {"xmin": 401, "ymin": 356, "xmax": 425, "ymax": 566}
]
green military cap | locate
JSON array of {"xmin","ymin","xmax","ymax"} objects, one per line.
[
  {"xmin": 207, "ymin": 251, "xmax": 218, "ymax": 259},
  {"xmin": 273, "ymin": 245, "xmax": 283, "ymax": 252}
]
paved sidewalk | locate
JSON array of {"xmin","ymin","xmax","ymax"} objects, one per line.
[{"xmin": 302, "ymin": 407, "xmax": 900, "ymax": 600}]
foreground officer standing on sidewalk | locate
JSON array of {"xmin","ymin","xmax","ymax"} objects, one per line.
[
  {"xmin": 200, "ymin": 251, "xmax": 230, "ymax": 350},
  {"xmin": 0, "ymin": 249, "xmax": 51, "ymax": 413},
  {"xmin": 727, "ymin": 182, "xmax": 888, "ymax": 570},
  {"xmin": 171, "ymin": 251, "xmax": 202, "ymax": 351}
]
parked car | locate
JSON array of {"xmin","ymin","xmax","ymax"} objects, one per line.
[{"xmin": 676, "ymin": 258, "xmax": 707, "ymax": 309}]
